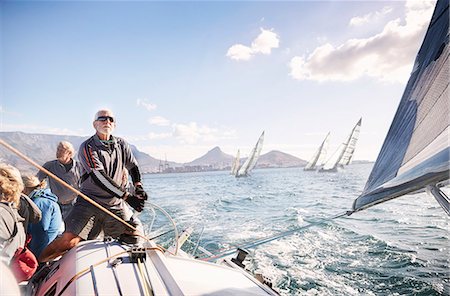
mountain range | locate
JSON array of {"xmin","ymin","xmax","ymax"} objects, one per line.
[{"xmin": 0, "ymin": 131, "xmax": 307, "ymax": 173}]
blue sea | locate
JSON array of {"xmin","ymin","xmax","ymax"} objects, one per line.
[{"xmin": 138, "ymin": 164, "xmax": 449, "ymax": 295}]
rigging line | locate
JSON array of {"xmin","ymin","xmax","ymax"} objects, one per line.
[
  {"xmin": 105, "ymin": 241, "xmax": 124, "ymax": 296},
  {"xmin": 0, "ymin": 139, "xmax": 143, "ymax": 238},
  {"xmin": 137, "ymin": 257, "xmax": 151, "ymax": 296},
  {"xmin": 0, "ymin": 139, "xmax": 181, "ymax": 254},
  {"xmin": 148, "ymin": 229, "xmax": 175, "ymax": 241},
  {"xmin": 57, "ymin": 246, "xmax": 165, "ymax": 296},
  {"xmin": 200, "ymin": 210, "xmax": 351, "ymax": 262}
]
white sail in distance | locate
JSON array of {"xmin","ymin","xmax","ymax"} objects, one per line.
[
  {"xmin": 231, "ymin": 149, "xmax": 240, "ymax": 175},
  {"xmin": 304, "ymin": 132, "xmax": 330, "ymax": 171},
  {"xmin": 320, "ymin": 143, "xmax": 346, "ymax": 172},
  {"xmin": 339, "ymin": 118, "xmax": 362, "ymax": 166},
  {"xmin": 236, "ymin": 131, "xmax": 265, "ymax": 177}
]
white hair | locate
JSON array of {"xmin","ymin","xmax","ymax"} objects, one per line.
[{"xmin": 94, "ymin": 109, "xmax": 115, "ymax": 121}]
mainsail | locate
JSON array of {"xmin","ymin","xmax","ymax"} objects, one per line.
[
  {"xmin": 339, "ymin": 118, "xmax": 362, "ymax": 166},
  {"xmin": 320, "ymin": 143, "xmax": 346, "ymax": 172},
  {"xmin": 236, "ymin": 131, "xmax": 265, "ymax": 177},
  {"xmin": 320, "ymin": 119, "xmax": 362, "ymax": 172},
  {"xmin": 352, "ymin": 0, "xmax": 449, "ymax": 214},
  {"xmin": 304, "ymin": 132, "xmax": 330, "ymax": 171},
  {"xmin": 230, "ymin": 149, "xmax": 240, "ymax": 175}
]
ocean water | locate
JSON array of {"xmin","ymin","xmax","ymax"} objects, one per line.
[{"xmin": 138, "ymin": 164, "xmax": 449, "ymax": 295}]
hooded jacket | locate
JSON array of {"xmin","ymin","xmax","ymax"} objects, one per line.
[{"xmin": 28, "ymin": 189, "xmax": 62, "ymax": 258}]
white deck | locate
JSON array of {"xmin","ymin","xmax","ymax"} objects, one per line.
[{"xmin": 30, "ymin": 239, "xmax": 278, "ymax": 295}]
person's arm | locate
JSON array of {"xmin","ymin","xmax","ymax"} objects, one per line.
[
  {"xmin": 36, "ymin": 162, "xmax": 49, "ymax": 181},
  {"xmin": 122, "ymin": 140, "xmax": 148, "ymax": 200}
]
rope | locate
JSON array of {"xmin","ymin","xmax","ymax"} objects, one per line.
[
  {"xmin": 57, "ymin": 246, "xmax": 164, "ymax": 296},
  {"xmin": 200, "ymin": 210, "xmax": 351, "ymax": 261},
  {"xmin": 0, "ymin": 139, "xmax": 181, "ymax": 255},
  {"xmin": 0, "ymin": 139, "xmax": 141, "ymax": 234}
]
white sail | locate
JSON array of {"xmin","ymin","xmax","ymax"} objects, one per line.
[
  {"xmin": 236, "ymin": 131, "xmax": 265, "ymax": 177},
  {"xmin": 230, "ymin": 149, "xmax": 240, "ymax": 175},
  {"xmin": 339, "ymin": 118, "xmax": 362, "ymax": 166},
  {"xmin": 304, "ymin": 132, "xmax": 330, "ymax": 171},
  {"xmin": 320, "ymin": 143, "xmax": 346, "ymax": 172}
]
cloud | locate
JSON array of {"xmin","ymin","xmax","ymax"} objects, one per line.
[
  {"xmin": 349, "ymin": 6, "xmax": 393, "ymax": 27},
  {"xmin": 136, "ymin": 98, "xmax": 157, "ymax": 111},
  {"xmin": 147, "ymin": 132, "xmax": 171, "ymax": 140},
  {"xmin": 226, "ymin": 44, "xmax": 253, "ymax": 61},
  {"xmin": 172, "ymin": 122, "xmax": 236, "ymax": 144},
  {"xmin": 226, "ymin": 28, "xmax": 280, "ymax": 61},
  {"xmin": 289, "ymin": 0, "xmax": 435, "ymax": 83},
  {"xmin": 148, "ymin": 116, "xmax": 171, "ymax": 126}
]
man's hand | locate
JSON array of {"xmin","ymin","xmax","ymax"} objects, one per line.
[
  {"xmin": 126, "ymin": 194, "xmax": 145, "ymax": 212},
  {"xmin": 135, "ymin": 184, "xmax": 148, "ymax": 200}
]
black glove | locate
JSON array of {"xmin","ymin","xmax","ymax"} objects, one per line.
[
  {"xmin": 135, "ymin": 184, "xmax": 148, "ymax": 200},
  {"xmin": 126, "ymin": 194, "xmax": 145, "ymax": 212}
]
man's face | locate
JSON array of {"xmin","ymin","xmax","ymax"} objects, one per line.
[
  {"xmin": 56, "ymin": 145, "xmax": 72, "ymax": 164},
  {"xmin": 93, "ymin": 111, "xmax": 116, "ymax": 136}
]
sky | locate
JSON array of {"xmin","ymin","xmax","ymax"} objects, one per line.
[{"xmin": 0, "ymin": 0, "xmax": 437, "ymax": 163}]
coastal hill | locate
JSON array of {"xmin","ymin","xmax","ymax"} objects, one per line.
[
  {"xmin": 258, "ymin": 150, "xmax": 307, "ymax": 168},
  {"xmin": 185, "ymin": 146, "xmax": 234, "ymax": 168},
  {"xmin": 0, "ymin": 131, "xmax": 307, "ymax": 173}
]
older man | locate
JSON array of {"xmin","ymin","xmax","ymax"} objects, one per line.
[
  {"xmin": 37, "ymin": 141, "xmax": 81, "ymax": 220},
  {"xmin": 39, "ymin": 109, "xmax": 148, "ymax": 262}
]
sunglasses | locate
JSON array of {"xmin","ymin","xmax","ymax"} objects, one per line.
[{"xmin": 96, "ymin": 116, "xmax": 115, "ymax": 123}]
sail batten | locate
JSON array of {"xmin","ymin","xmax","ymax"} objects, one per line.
[{"xmin": 353, "ymin": 0, "xmax": 449, "ymax": 213}]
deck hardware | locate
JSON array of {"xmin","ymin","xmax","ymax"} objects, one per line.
[{"xmin": 231, "ymin": 248, "xmax": 249, "ymax": 268}]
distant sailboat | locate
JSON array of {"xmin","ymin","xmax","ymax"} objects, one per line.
[
  {"xmin": 319, "ymin": 118, "xmax": 362, "ymax": 172},
  {"xmin": 233, "ymin": 131, "xmax": 265, "ymax": 177},
  {"xmin": 351, "ymin": 0, "xmax": 449, "ymax": 215},
  {"xmin": 230, "ymin": 149, "xmax": 240, "ymax": 175},
  {"xmin": 319, "ymin": 143, "xmax": 346, "ymax": 172},
  {"xmin": 338, "ymin": 117, "xmax": 362, "ymax": 167},
  {"xmin": 304, "ymin": 132, "xmax": 330, "ymax": 171}
]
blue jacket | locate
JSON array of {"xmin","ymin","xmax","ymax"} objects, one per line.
[{"xmin": 28, "ymin": 189, "xmax": 62, "ymax": 258}]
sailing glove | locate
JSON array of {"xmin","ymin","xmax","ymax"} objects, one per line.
[
  {"xmin": 126, "ymin": 194, "xmax": 145, "ymax": 212},
  {"xmin": 135, "ymin": 184, "xmax": 148, "ymax": 200}
]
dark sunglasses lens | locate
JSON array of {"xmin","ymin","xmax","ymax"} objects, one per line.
[{"xmin": 97, "ymin": 116, "xmax": 114, "ymax": 122}]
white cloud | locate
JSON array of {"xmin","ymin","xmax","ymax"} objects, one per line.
[
  {"xmin": 172, "ymin": 122, "xmax": 217, "ymax": 144},
  {"xmin": 226, "ymin": 28, "xmax": 280, "ymax": 61},
  {"xmin": 136, "ymin": 98, "xmax": 157, "ymax": 111},
  {"xmin": 251, "ymin": 29, "xmax": 280, "ymax": 54},
  {"xmin": 172, "ymin": 122, "xmax": 236, "ymax": 144},
  {"xmin": 349, "ymin": 6, "xmax": 393, "ymax": 27},
  {"xmin": 289, "ymin": 0, "xmax": 435, "ymax": 83},
  {"xmin": 147, "ymin": 132, "xmax": 171, "ymax": 140},
  {"xmin": 226, "ymin": 44, "xmax": 254, "ymax": 61},
  {"xmin": 148, "ymin": 116, "xmax": 170, "ymax": 126}
]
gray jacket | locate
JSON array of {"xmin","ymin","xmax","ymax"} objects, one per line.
[
  {"xmin": 0, "ymin": 202, "xmax": 25, "ymax": 265},
  {"xmin": 78, "ymin": 134, "xmax": 141, "ymax": 209},
  {"xmin": 37, "ymin": 159, "xmax": 81, "ymax": 205}
]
